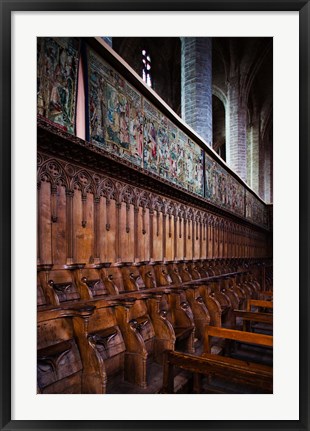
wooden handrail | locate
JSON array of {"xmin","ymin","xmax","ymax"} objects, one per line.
[
  {"xmin": 204, "ymin": 326, "xmax": 273, "ymax": 353},
  {"xmin": 247, "ymin": 299, "xmax": 273, "ymax": 311},
  {"xmin": 234, "ymin": 309, "xmax": 273, "ymax": 324}
]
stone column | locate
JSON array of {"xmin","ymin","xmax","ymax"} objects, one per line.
[
  {"xmin": 247, "ymin": 110, "xmax": 260, "ymax": 193},
  {"xmin": 181, "ymin": 37, "xmax": 212, "ymax": 146},
  {"xmin": 263, "ymin": 136, "xmax": 273, "ymax": 203},
  {"xmin": 227, "ymin": 75, "xmax": 247, "ymax": 181}
]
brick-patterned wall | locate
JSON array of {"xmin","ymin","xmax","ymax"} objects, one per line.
[
  {"xmin": 227, "ymin": 76, "xmax": 247, "ymax": 181},
  {"xmin": 247, "ymin": 126, "xmax": 252, "ymax": 187},
  {"xmin": 251, "ymin": 114, "xmax": 260, "ymax": 194},
  {"xmin": 181, "ymin": 37, "xmax": 212, "ymax": 146},
  {"xmin": 263, "ymin": 127, "xmax": 273, "ymax": 203}
]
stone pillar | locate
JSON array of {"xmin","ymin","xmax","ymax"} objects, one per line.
[
  {"xmin": 258, "ymin": 134, "xmax": 266, "ymax": 200},
  {"xmin": 181, "ymin": 37, "xmax": 212, "ymax": 146},
  {"xmin": 227, "ymin": 75, "xmax": 247, "ymax": 181},
  {"xmin": 247, "ymin": 110, "xmax": 260, "ymax": 194},
  {"xmin": 263, "ymin": 133, "xmax": 273, "ymax": 203}
]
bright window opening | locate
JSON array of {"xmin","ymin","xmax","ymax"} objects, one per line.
[{"xmin": 142, "ymin": 49, "xmax": 152, "ymax": 87}]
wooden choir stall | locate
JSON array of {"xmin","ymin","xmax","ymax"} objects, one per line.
[{"xmin": 37, "ymin": 36, "xmax": 273, "ymax": 394}]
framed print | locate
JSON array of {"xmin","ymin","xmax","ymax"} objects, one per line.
[{"xmin": 1, "ymin": 0, "xmax": 309, "ymax": 430}]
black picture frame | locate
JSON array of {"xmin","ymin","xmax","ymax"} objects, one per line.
[{"xmin": 1, "ymin": 1, "xmax": 309, "ymax": 430}]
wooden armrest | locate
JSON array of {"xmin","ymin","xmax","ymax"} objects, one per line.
[{"xmin": 37, "ymin": 304, "xmax": 95, "ymax": 322}]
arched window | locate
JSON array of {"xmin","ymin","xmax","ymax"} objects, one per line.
[
  {"xmin": 142, "ymin": 49, "xmax": 152, "ymax": 87},
  {"xmin": 212, "ymin": 95, "xmax": 226, "ymax": 161}
]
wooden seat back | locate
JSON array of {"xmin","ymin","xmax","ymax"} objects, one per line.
[
  {"xmin": 186, "ymin": 261, "xmax": 202, "ymax": 280},
  {"xmin": 139, "ymin": 264, "xmax": 158, "ymax": 289},
  {"xmin": 101, "ymin": 266, "xmax": 126, "ymax": 294},
  {"xmin": 153, "ymin": 262, "xmax": 174, "ymax": 286},
  {"xmin": 112, "ymin": 297, "xmax": 156, "ymax": 388},
  {"xmin": 121, "ymin": 265, "xmax": 146, "ymax": 291},
  {"xmin": 176, "ymin": 261, "xmax": 193, "ymax": 282},
  {"xmin": 86, "ymin": 303, "xmax": 126, "ymax": 379},
  {"xmin": 47, "ymin": 268, "xmax": 81, "ymax": 304},
  {"xmin": 165, "ymin": 262, "xmax": 183, "ymax": 285},
  {"xmin": 79, "ymin": 267, "xmax": 111, "ymax": 298},
  {"xmin": 193, "ymin": 260, "xmax": 209, "ymax": 278},
  {"xmin": 184, "ymin": 286, "xmax": 211, "ymax": 340},
  {"xmin": 37, "ymin": 306, "xmax": 95, "ymax": 394}
]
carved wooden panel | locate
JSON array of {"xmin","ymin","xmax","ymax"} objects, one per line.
[
  {"xmin": 37, "ymin": 339, "xmax": 82, "ymax": 392},
  {"xmin": 37, "ymin": 154, "xmax": 270, "ymax": 266},
  {"xmin": 39, "ymin": 181, "xmax": 53, "ymax": 264},
  {"xmin": 153, "ymin": 210, "xmax": 163, "ymax": 261}
]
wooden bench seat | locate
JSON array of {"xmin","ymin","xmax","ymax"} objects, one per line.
[
  {"xmin": 37, "ymin": 258, "xmax": 272, "ymax": 393},
  {"xmin": 162, "ymin": 349, "xmax": 273, "ymax": 393},
  {"xmin": 163, "ymin": 314, "xmax": 273, "ymax": 394}
]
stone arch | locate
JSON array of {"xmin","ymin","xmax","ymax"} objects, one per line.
[{"xmin": 212, "ymin": 94, "xmax": 226, "ymax": 161}]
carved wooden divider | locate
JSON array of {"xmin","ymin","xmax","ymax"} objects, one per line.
[{"xmin": 37, "ymin": 153, "xmax": 269, "ymax": 267}]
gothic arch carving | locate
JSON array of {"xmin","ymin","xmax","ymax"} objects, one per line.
[
  {"xmin": 137, "ymin": 190, "xmax": 150, "ymax": 209},
  {"xmin": 179, "ymin": 205, "xmax": 186, "ymax": 219},
  {"xmin": 120, "ymin": 184, "xmax": 135, "ymax": 205},
  {"xmin": 166, "ymin": 200, "xmax": 175, "ymax": 216},
  {"xmin": 38, "ymin": 159, "xmax": 69, "ymax": 190},
  {"xmin": 100, "ymin": 177, "xmax": 116, "ymax": 200},
  {"xmin": 187, "ymin": 207, "xmax": 194, "ymax": 221},
  {"xmin": 71, "ymin": 169, "xmax": 96, "ymax": 196},
  {"xmin": 155, "ymin": 196, "xmax": 164, "ymax": 213},
  {"xmin": 173, "ymin": 202, "xmax": 180, "ymax": 217}
]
